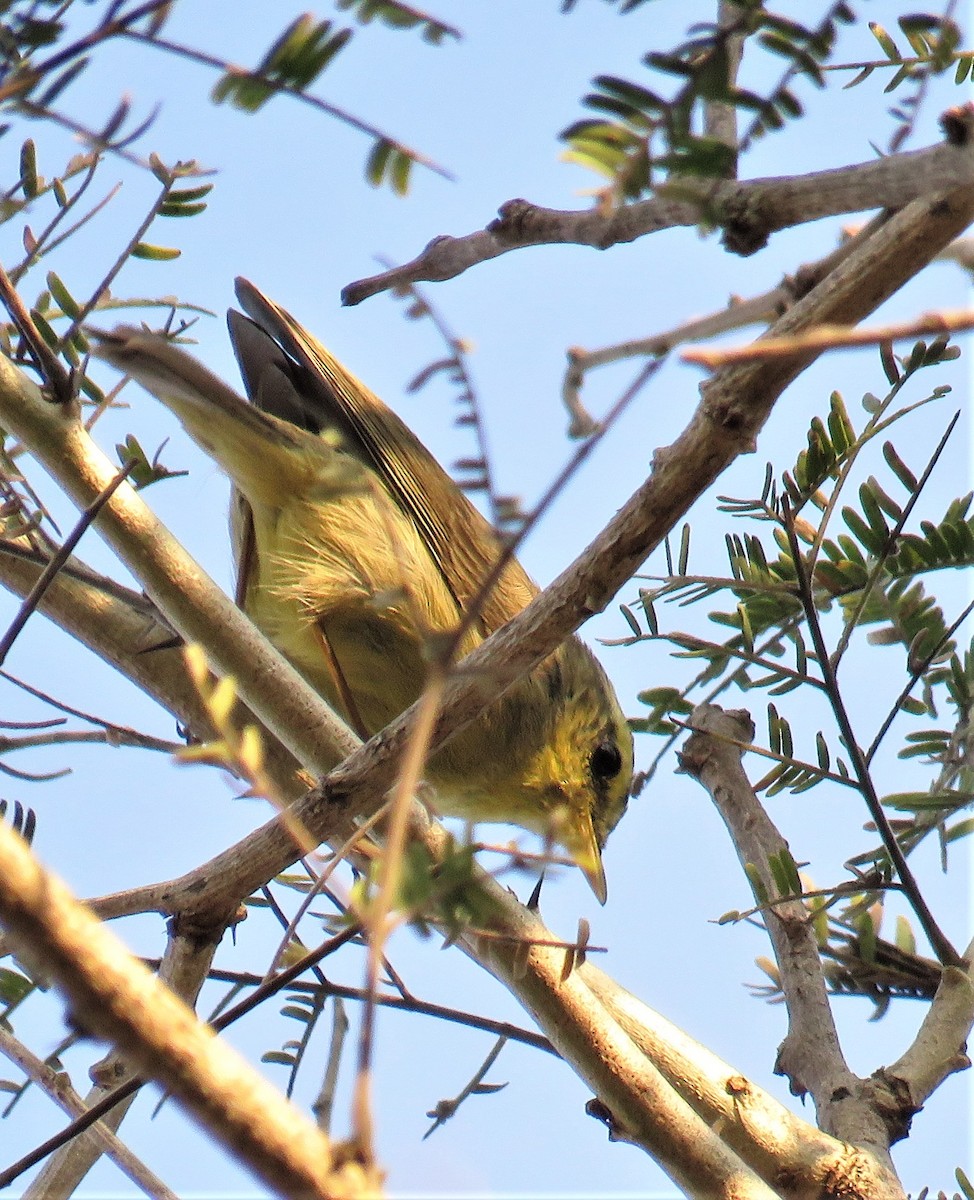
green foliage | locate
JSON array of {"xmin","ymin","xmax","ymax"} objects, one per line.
[
  {"xmin": 0, "ymin": 965, "xmax": 34, "ymax": 1008},
  {"xmin": 766, "ymin": 846, "xmax": 802, "ymax": 897},
  {"xmin": 211, "ymin": 15, "xmax": 353, "ymax": 111},
  {"xmin": 621, "ymin": 336, "xmax": 973, "ymax": 976},
  {"xmin": 0, "ymin": 3, "xmax": 443, "ymax": 196},
  {"xmin": 115, "ymin": 434, "xmax": 190, "ymax": 490},
  {"xmin": 749, "ymin": 890, "xmax": 952, "ymax": 1018},
  {"xmin": 365, "ymin": 137, "xmax": 416, "ymax": 195},
  {"xmin": 335, "ymin": 0, "xmax": 461, "ymax": 45},
  {"xmin": 350, "ymin": 837, "xmax": 501, "ymax": 941},
  {"xmin": 158, "ymin": 184, "xmax": 212, "ymax": 219},
  {"xmin": 866, "ymin": 13, "xmax": 963, "ymax": 80},
  {"xmin": 561, "ymin": 2, "xmax": 855, "ymax": 200},
  {"xmin": 0, "ymin": 141, "xmax": 214, "ymax": 412},
  {"xmin": 835, "ymin": 14, "xmax": 969, "ymax": 150},
  {"xmin": 262, "ymin": 989, "xmax": 328, "ymax": 1098}
]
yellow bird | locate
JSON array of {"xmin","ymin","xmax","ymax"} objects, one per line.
[{"xmin": 96, "ymin": 279, "xmax": 633, "ymax": 901}]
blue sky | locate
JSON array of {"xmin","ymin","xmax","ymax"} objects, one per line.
[{"xmin": 0, "ymin": 2, "xmax": 970, "ymax": 1195}]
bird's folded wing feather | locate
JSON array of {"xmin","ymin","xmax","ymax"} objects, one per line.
[{"xmin": 231, "ymin": 277, "xmax": 538, "ymax": 638}]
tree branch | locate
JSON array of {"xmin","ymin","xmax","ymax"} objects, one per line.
[
  {"xmin": 583, "ymin": 966, "xmax": 905, "ymax": 1198},
  {"xmin": 1, "ymin": 169, "xmax": 971, "ymax": 1191},
  {"xmin": 885, "ymin": 938, "xmax": 974, "ymax": 1109},
  {"xmin": 680, "ymin": 711, "xmax": 855, "ymax": 1119},
  {"xmin": 0, "ymin": 821, "xmax": 380, "ymax": 1199},
  {"xmin": 342, "ymin": 106, "xmax": 974, "ymax": 305},
  {"xmin": 0, "ymin": 1025, "xmax": 178, "ymax": 1200}
]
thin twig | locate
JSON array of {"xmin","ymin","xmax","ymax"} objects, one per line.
[
  {"xmin": 312, "ymin": 998, "xmax": 349, "ymax": 1135},
  {"xmin": 0, "ymin": 1026, "xmax": 179, "ymax": 1200},
  {"xmin": 59, "ymin": 169, "xmax": 203, "ymax": 349},
  {"xmin": 382, "ymin": 263, "xmax": 511, "ymax": 532},
  {"xmin": 0, "ymin": 456, "xmax": 136, "ymax": 667},
  {"xmin": 684, "ymin": 307, "xmax": 974, "ymax": 368},
  {"xmin": 265, "ymin": 811, "xmax": 386, "ymax": 977},
  {"xmin": 0, "ymin": 726, "xmax": 180, "ymax": 756},
  {"xmin": 354, "ymin": 672, "xmax": 445, "ymax": 1161},
  {"xmin": 205, "ymin": 967, "xmax": 554, "ymax": 1055},
  {"xmin": 8, "ymin": 152, "xmax": 103, "ymax": 284},
  {"xmin": 0, "ymin": 458, "xmax": 136, "ymax": 666},
  {"xmin": 0, "ymin": 261, "xmax": 71, "ymax": 401},
  {"xmin": 439, "ymin": 356, "xmax": 665, "ymax": 669},
  {"xmin": 423, "ymin": 1035, "xmax": 507, "ymax": 1139},
  {"xmin": 865, "ymin": 595, "xmax": 974, "ymax": 766},
  {"xmin": 0, "ymin": 0, "xmax": 173, "ymax": 104},
  {"xmin": 782, "ymin": 500, "xmax": 960, "ymax": 967},
  {"xmin": 122, "ymin": 27, "xmax": 451, "ymax": 180},
  {"xmin": 0, "ymin": 923, "xmax": 362, "ymax": 1191},
  {"xmin": 830, "ymin": 411, "xmax": 960, "ymax": 670}
]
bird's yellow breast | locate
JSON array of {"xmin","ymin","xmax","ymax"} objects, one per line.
[{"xmin": 242, "ymin": 475, "xmax": 480, "ymax": 738}]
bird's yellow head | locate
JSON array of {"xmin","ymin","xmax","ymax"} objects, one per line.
[
  {"xmin": 436, "ymin": 639, "xmax": 633, "ymax": 904},
  {"xmin": 513, "ymin": 642, "xmax": 633, "ymax": 905}
]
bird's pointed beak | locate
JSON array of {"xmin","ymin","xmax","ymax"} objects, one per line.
[{"xmin": 566, "ymin": 810, "xmax": 607, "ymax": 905}]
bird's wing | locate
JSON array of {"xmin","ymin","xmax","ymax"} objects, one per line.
[{"xmin": 230, "ymin": 277, "xmax": 537, "ymax": 637}]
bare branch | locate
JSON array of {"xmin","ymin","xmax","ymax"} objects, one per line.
[
  {"xmin": 886, "ymin": 941, "xmax": 974, "ymax": 1108},
  {"xmin": 0, "ymin": 822, "xmax": 381, "ymax": 1198},
  {"xmin": 684, "ymin": 306, "xmax": 974, "ymax": 368},
  {"xmin": 0, "ymin": 457, "xmax": 135, "ymax": 666},
  {"xmin": 583, "ymin": 966, "xmax": 903, "ymax": 1198},
  {"xmin": 679, "ymin": 709, "xmax": 855, "ymax": 1126},
  {"xmin": 704, "ymin": 1, "xmax": 745, "ymax": 164},
  {"xmin": 343, "ymin": 109, "xmax": 974, "ymax": 305},
  {"xmin": 0, "ymin": 1025, "xmax": 178, "ymax": 1200}
]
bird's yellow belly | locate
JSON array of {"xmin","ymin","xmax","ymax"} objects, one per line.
[{"xmin": 244, "ymin": 488, "xmax": 475, "ymax": 739}]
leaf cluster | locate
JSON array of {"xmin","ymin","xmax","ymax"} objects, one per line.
[
  {"xmin": 844, "ymin": 14, "xmax": 970, "ymax": 94},
  {"xmin": 618, "ymin": 337, "xmax": 973, "ymax": 999},
  {"xmin": 0, "ymin": 1, "xmax": 449, "ymax": 197},
  {"xmin": 561, "ymin": 1, "xmax": 855, "ymax": 200},
  {"xmin": 0, "ymin": 138, "xmax": 212, "ymax": 420},
  {"xmin": 335, "ymin": 0, "xmax": 461, "ymax": 46},
  {"xmin": 211, "ymin": 15, "xmax": 353, "ymax": 112}
]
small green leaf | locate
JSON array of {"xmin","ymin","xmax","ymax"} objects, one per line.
[
  {"xmin": 262, "ymin": 1050, "xmax": 297, "ymax": 1066},
  {"xmin": 869, "ymin": 22, "xmax": 901, "ymax": 61},
  {"xmin": 46, "ymin": 271, "xmax": 82, "ymax": 319},
  {"xmin": 945, "ymin": 817, "xmax": 974, "ymax": 844},
  {"xmin": 19, "ymin": 139, "xmax": 39, "ymax": 198},
  {"xmin": 744, "ymin": 863, "xmax": 769, "ymax": 907},
  {"xmin": 893, "ymin": 915, "xmax": 916, "ymax": 956},
  {"xmin": 132, "ymin": 243, "xmax": 181, "ymax": 261},
  {"xmin": 159, "ymin": 201, "xmax": 207, "ymax": 218},
  {"xmin": 0, "ymin": 966, "xmax": 34, "ymax": 1004}
]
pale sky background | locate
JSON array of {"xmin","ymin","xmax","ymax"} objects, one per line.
[{"xmin": 0, "ymin": 2, "xmax": 971, "ymax": 1196}]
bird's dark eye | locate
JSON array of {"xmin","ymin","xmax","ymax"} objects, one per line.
[{"xmin": 590, "ymin": 739, "xmax": 623, "ymax": 782}]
